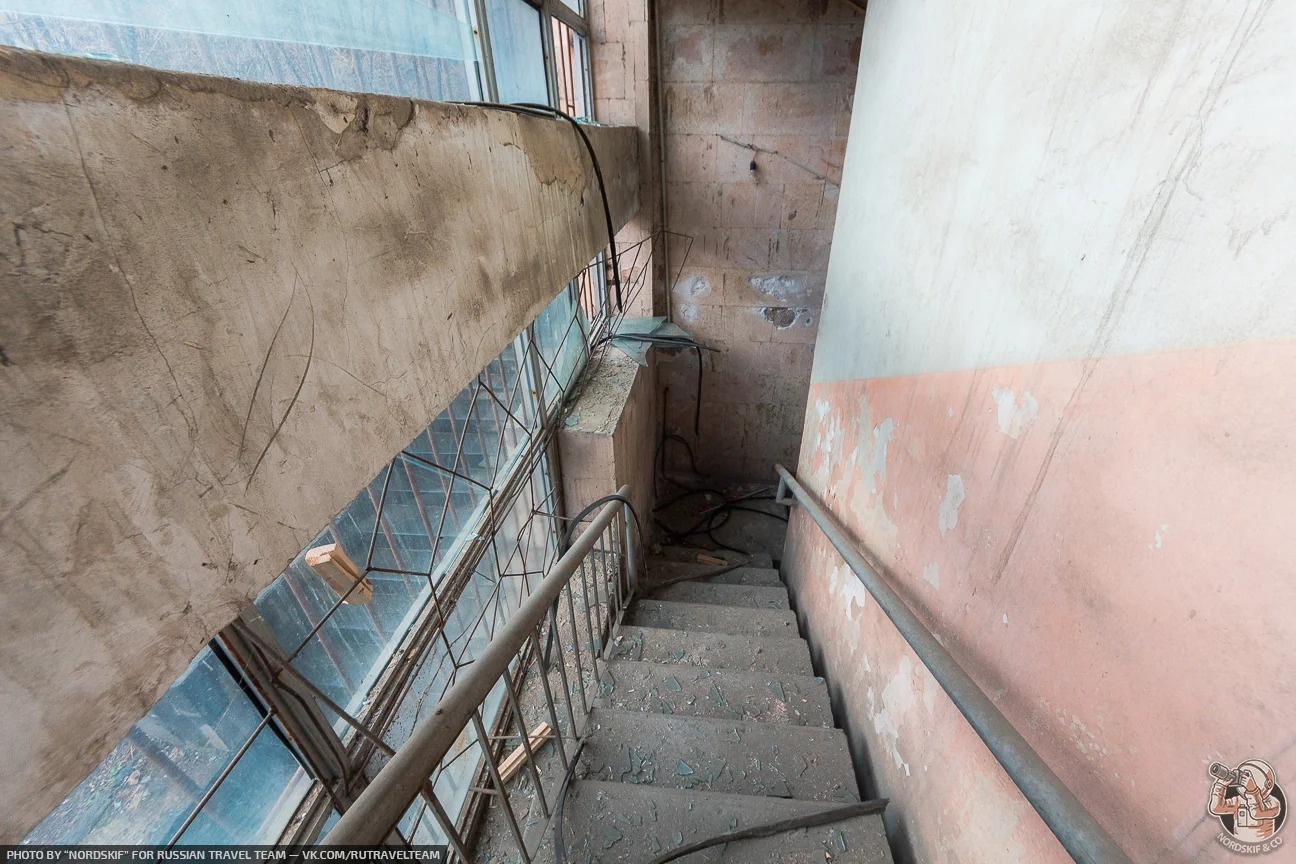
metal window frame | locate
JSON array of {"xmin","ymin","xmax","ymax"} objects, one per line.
[
  {"xmin": 260, "ymin": 284, "xmax": 596, "ymax": 846},
  {"xmin": 122, "ymin": 280, "xmax": 593, "ymax": 848},
  {"xmin": 470, "ymin": 0, "xmax": 590, "ymax": 109}
]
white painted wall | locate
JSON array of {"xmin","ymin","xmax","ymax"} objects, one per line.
[{"xmin": 815, "ymin": 0, "xmax": 1296, "ymax": 384}]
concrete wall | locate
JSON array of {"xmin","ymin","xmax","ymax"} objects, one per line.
[
  {"xmin": 0, "ymin": 48, "xmax": 638, "ymax": 841},
  {"xmin": 557, "ymin": 351, "xmax": 656, "ymax": 552},
  {"xmin": 785, "ymin": 1, "xmax": 1296, "ymax": 862},
  {"xmin": 657, "ymin": 0, "xmax": 863, "ymax": 479}
]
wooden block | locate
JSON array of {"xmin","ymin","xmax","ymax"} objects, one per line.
[
  {"xmin": 305, "ymin": 543, "xmax": 373, "ymax": 604},
  {"xmin": 696, "ymin": 553, "xmax": 727, "ymax": 566},
  {"xmin": 498, "ymin": 722, "xmax": 554, "ymax": 784}
]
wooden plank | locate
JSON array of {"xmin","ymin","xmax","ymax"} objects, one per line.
[
  {"xmin": 696, "ymin": 553, "xmax": 727, "ymax": 566},
  {"xmin": 498, "ymin": 722, "xmax": 554, "ymax": 784},
  {"xmin": 305, "ymin": 543, "xmax": 373, "ymax": 604}
]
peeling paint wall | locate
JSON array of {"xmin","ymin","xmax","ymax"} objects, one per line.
[
  {"xmin": 0, "ymin": 49, "xmax": 639, "ymax": 840},
  {"xmin": 784, "ymin": 1, "xmax": 1296, "ymax": 862},
  {"xmin": 656, "ymin": 0, "xmax": 863, "ymax": 478}
]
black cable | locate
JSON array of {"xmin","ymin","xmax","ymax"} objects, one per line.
[
  {"xmin": 618, "ymin": 339, "xmax": 708, "ymax": 442},
  {"xmin": 654, "ymin": 433, "xmax": 702, "ymax": 481},
  {"xmin": 644, "ymin": 798, "xmax": 890, "ymax": 864},
  {"xmin": 663, "ymin": 499, "xmax": 785, "ymax": 541},
  {"xmin": 512, "ymin": 103, "xmax": 624, "ymax": 313},
  {"xmin": 656, "ymin": 486, "xmax": 725, "ymax": 511},
  {"xmin": 596, "ymin": 333, "xmax": 718, "ymax": 350},
  {"xmin": 693, "ymin": 344, "xmax": 703, "ymax": 438},
  {"xmin": 726, "ymin": 503, "xmax": 790, "ymax": 523},
  {"xmin": 597, "ymin": 332, "xmax": 717, "ymax": 445},
  {"xmin": 450, "ymin": 100, "xmax": 624, "ymax": 313},
  {"xmin": 542, "ymin": 493, "xmax": 646, "ymax": 671},
  {"xmin": 559, "ymin": 493, "xmax": 645, "ymax": 552},
  {"xmin": 551, "ymin": 739, "xmax": 587, "ymax": 864}
]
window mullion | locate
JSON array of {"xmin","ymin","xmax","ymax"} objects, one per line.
[{"xmin": 469, "ymin": 0, "xmax": 501, "ymax": 101}]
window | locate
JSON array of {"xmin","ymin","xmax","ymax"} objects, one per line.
[
  {"xmin": 0, "ymin": 0, "xmax": 483, "ymax": 102},
  {"xmin": 25, "ymin": 283, "xmax": 597, "ymax": 846},
  {"xmin": 0, "ymin": 0, "xmax": 596, "ymax": 117},
  {"xmin": 250, "ymin": 336, "xmax": 540, "ymax": 723},
  {"xmin": 550, "ymin": 16, "xmax": 591, "ymax": 119},
  {"xmin": 25, "ymin": 646, "xmax": 312, "ymax": 845},
  {"xmin": 484, "ymin": 0, "xmax": 548, "ymax": 105}
]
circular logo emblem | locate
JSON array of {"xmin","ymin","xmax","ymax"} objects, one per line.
[{"xmin": 1208, "ymin": 759, "xmax": 1286, "ymax": 854}]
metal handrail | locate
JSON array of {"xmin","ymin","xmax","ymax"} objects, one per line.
[
  {"xmin": 774, "ymin": 464, "xmax": 1131, "ymax": 864},
  {"xmin": 323, "ymin": 485, "xmax": 635, "ymax": 848}
]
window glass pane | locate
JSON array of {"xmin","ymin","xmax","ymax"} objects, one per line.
[
  {"xmin": 31, "ymin": 310, "xmax": 566, "ymax": 845},
  {"xmin": 174, "ymin": 726, "xmax": 313, "ymax": 845},
  {"xmin": 535, "ymin": 286, "xmax": 589, "ymax": 405},
  {"xmin": 25, "ymin": 648, "xmax": 295, "ymax": 844},
  {"xmin": 0, "ymin": 0, "xmax": 482, "ymax": 102},
  {"xmin": 485, "ymin": 0, "xmax": 548, "ymax": 105},
  {"xmin": 249, "ymin": 333, "xmax": 537, "ymax": 727},
  {"xmin": 551, "ymin": 17, "xmax": 590, "ymax": 118}
]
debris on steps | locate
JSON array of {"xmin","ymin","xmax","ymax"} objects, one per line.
[
  {"xmin": 581, "ymin": 709, "xmax": 860, "ymax": 801},
  {"xmin": 607, "ymin": 626, "xmax": 814, "ymax": 675},
  {"xmin": 597, "ymin": 659, "xmax": 834, "ymax": 727},
  {"xmin": 646, "ymin": 581, "xmax": 791, "ymax": 609},
  {"xmin": 626, "ymin": 599, "xmax": 799, "ymax": 637},
  {"xmin": 644, "ymin": 560, "xmax": 783, "ymax": 588},
  {"xmin": 473, "ymin": 514, "xmax": 892, "ymax": 864},
  {"xmin": 538, "ymin": 781, "xmax": 890, "ymax": 864},
  {"xmin": 647, "ymin": 546, "xmax": 775, "ymax": 568}
]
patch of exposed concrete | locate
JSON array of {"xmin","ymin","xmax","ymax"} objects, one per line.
[{"xmin": 938, "ymin": 475, "xmax": 964, "ymax": 537}]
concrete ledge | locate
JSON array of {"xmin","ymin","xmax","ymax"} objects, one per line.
[
  {"xmin": 0, "ymin": 48, "xmax": 638, "ymax": 838},
  {"xmin": 557, "ymin": 351, "xmax": 656, "ymax": 548}
]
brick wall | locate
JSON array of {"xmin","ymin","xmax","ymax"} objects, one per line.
[
  {"xmin": 658, "ymin": 0, "xmax": 863, "ymax": 479},
  {"xmin": 590, "ymin": 0, "xmax": 660, "ymax": 317}
]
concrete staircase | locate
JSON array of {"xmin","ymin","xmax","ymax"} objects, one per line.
[{"xmin": 547, "ymin": 546, "xmax": 893, "ymax": 864}]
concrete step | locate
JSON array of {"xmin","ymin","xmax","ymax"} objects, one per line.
[
  {"xmin": 541, "ymin": 781, "xmax": 892, "ymax": 864},
  {"xmin": 646, "ymin": 560, "xmax": 783, "ymax": 588},
  {"xmin": 627, "ymin": 599, "xmax": 799, "ymax": 638},
  {"xmin": 581, "ymin": 709, "xmax": 860, "ymax": 802},
  {"xmin": 596, "ymin": 660, "xmax": 834, "ymax": 727},
  {"xmin": 650, "ymin": 546, "xmax": 775, "ymax": 568},
  {"xmin": 608, "ymin": 626, "xmax": 813, "ymax": 675},
  {"xmin": 647, "ymin": 582, "xmax": 790, "ymax": 609}
]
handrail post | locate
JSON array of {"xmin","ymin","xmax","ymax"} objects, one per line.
[
  {"xmin": 622, "ymin": 500, "xmax": 639, "ymax": 598},
  {"xmin": 774, "ymin": 464, "xmax": 1131, "ymax": 864}
]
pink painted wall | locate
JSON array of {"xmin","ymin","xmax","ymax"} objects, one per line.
[
  {"xmin": 788, "ymin": 345, "xmax": 1296, "ymax": 861},
  {"xmin": 785, "ymin": 1, "xmax": 1296, "ymax": 861}
]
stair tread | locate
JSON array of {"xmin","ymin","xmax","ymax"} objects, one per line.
[
  {"xmin": 540, "ymin": 781, "xmax": 892, "ymax": 864},
  {"xmin": 597, "ymin": 660, "xmax": 834, "ymax": 726},
  {"xmin": 647, "ymin": 582, "xmax": 790, "ymax": 609},
  {"xmin": 627, "ymin": 599, "xmax": 799, "ymax": 637},
  {"xmin": 650, "ymin": 547, "xmax": 775, "ymax": 568},
  {"xmin": 608, "ymin": 626, "xmax": 814, "ymax": 675},
  {"xmin": 646, "ymin": 560, "xmax": 782, "ymax": 588},
  {"xmin": 582, "ymin": 709, "xmax": 859, "ymax": 801}
]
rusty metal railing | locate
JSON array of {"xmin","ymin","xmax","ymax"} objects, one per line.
[
  {"xmin": 322, "ymin": 486, "xmax": 637, "ymax": 855},
  {"xmin": 774, "ymin": 464, "xmax": 1131, "ymax": 864}
]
